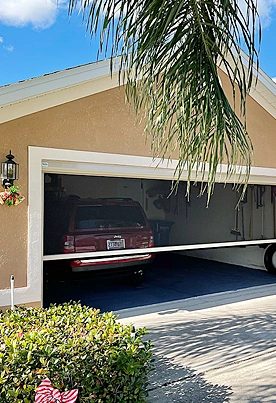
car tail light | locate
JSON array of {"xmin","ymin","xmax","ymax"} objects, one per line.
[
  {"xmin": 62, "ymin": 235, "xmax": 75, "ymax": 253},
  {"xmin": 149, "ymin": 232, "xmax": 154, "ymax": 248}
]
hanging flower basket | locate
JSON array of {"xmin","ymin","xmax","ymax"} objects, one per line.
[{"xmin": 0, "ymin": 185, "xmax": 25, "ymax": 206}]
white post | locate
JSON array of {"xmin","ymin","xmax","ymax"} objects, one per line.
[
  {"xmin": 10, "ymin": 275, "xmax": 15, "ymax": 311},
  {"xmin": 131, "ymin": 326, "xmax": 136, "ymax": 339}
]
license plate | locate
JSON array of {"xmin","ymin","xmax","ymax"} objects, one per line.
[{"xmin": 107, "ymin": 239, "xmax": 125, "ymax": 250}]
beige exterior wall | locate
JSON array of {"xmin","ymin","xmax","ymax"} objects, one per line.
[
  {"xmin": 219, "ymin": 71, "xmax": 276, "ymax": 168},
  {"xmin": 0, "ymin": 77, "xmax": 275, "ymax": 306},
  {"xmin": 0, "ymin": 86, "xmax": 149, "ymax": 293}
]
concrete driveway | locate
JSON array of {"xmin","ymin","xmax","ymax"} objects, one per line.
[
  {"xmin": 44, "ymin": 253, "xmax": 276, "ymax": 401},
  {"xmin": 118, "ymin": 285, "xmax": 276, "ymax": 402}
]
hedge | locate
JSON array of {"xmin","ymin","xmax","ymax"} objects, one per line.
[{"xmin": 0, "ymin": 302, "xmax": 152, "ymax": 402}]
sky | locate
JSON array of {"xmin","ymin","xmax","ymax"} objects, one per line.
[{"xmin": 0, "ymin": 0, "xmax": 276, "ymax": 87}]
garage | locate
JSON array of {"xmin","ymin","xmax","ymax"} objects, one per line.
[
  {"xmin": 1, "ymin": 56, "xmax": 276, "ymax": 311},
  {"xmin": 41, "ymin": 148, "xmax": 276, "ymax": 309}
]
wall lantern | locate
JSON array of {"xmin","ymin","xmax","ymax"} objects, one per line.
[{"xmin": 1, "ymin": 151, "xmax": 19, "ymax": 189}]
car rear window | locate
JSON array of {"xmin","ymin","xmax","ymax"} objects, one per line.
[{"xmin": 74, "ymin": 205, "xmax": 147, "ymax": 229}]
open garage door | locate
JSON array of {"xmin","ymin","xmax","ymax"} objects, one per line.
[
  {"xmin": 43, "ymin": 172, "xmax": 276, "ymax": 309},
  {"xmin": 43, "ymin": 173, "xmax": 276, "ymax": 279},
  {"xmin": 27, "ymin": 147, "xmax": 276, "ymax": 306}
]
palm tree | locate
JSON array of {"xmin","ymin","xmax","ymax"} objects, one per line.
[{"xmin": 69, "ymin": 0, "xmax": 260, "ymax": 201}]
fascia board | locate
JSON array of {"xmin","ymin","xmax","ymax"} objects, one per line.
[
  {"xmin": 0, "ymin": 57, "xmax": 121, "ymax": 108},
  {"xmin": 220, "ymin": 49, "xmax": 276, "ymax": 118},
  {"xmin": 0, "ymin": 73, "xmax": 120, "ymax": 124},
  {"xmin": 239, "ymin": 50, "xmax": 276, "ymax": 97},
  {"xmin": 0, "ymin": 50, "xmax": 276, "ymax": 121}
]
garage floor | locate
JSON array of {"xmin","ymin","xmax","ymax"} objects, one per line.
[{"xmin": 43, "ymin": 254, "xmax": 276, "ymax": 312}]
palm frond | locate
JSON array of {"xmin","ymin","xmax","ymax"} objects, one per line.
[{"xmin": 69, "ymin": 0, "xmax": 260, "ymax": 202}]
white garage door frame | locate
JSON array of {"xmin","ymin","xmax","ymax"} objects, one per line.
[{"xmin": 1, "ymin": 145, "xmax": 276, "ymax": 308}]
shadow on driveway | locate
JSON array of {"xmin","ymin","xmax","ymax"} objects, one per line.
[
  {"xmin": 148, "ymin": 355, "xmax": 232, "ymax": 402},
  {"xmin": 139, "ymin": 309, "xmax": 276, "ymax": 402}
]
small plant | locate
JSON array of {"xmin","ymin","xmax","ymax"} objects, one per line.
[
  {"xmin": 0, "ymin": 185, "xmax": 25, "ymax": 206},
  {"xmin": 0, "ymin": 302, "xmax": 152, "ymax": 402}
]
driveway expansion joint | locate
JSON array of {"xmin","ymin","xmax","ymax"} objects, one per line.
[
  {"xmin": 147, "ymin": 371, "xmax": 197, "ymax": 392},
  {"xmin": 198, "ymin": 347, "xmax": 276, "ymax": 375}
]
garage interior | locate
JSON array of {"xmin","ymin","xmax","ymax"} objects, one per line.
[
  {"xmin": 43, "ymin": 172, "xmax": 276, "ymax": 310},
  {"xmin": 44, "ymin": 173, "xmax": 276, "ymax": 253}
]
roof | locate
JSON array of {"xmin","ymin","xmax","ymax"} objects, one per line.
[{"xmin": 0, "ymin": 53, "xmax": 275, "ymax": 123}]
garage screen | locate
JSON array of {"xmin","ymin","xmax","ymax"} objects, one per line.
[{"xmin": 44, "ymin": 174, "xmax": 275, "ymax": 256}]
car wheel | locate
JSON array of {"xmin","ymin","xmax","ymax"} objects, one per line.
[
  {"xmin": 264, "ymin": 244, "xmax": 276, "ymax": 274},
  {"xmin": 130, "ymin": 269, "xmax": 145, "ymax": 286}
]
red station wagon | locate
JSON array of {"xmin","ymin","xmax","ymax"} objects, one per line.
[{"xmin": 61, "ymin": 198, "xmax": 155, "ymax": 282}]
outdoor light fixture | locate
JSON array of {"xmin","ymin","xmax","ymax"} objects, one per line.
[{"xmin": 1, "ymin": 150, "xmax": 19, "ymax": 189}]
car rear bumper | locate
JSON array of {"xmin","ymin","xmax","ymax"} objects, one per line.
[{"xmin": 70, "ymin": 253, "xmax": 155, "ymax": 272}]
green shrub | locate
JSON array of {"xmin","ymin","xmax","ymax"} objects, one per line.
[{"xmin": 0, "ymin": 302, "xmax": 152, "ymax": 402}]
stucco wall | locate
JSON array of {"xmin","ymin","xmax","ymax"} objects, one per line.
[
  {"xmin": 0, "ymin": 86, "xmax": 149, "ymax": 290},
  {"xmin": 0, "ymin": 77, "xmax": 275, "ymax": 295},
  {"xmin": 219, "ymin": 71, "xmax": 276, "ymax": 168}
]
